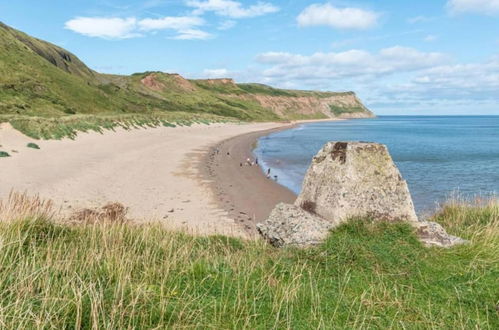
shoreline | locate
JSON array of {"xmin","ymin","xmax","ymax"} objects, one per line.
[
  {"xmin": 0, "ymin": 118, "xmax": 337, "ymax": 238},
  {"xmin": 201, "ymin": 118, "xmax": 339, "ymax": 235}
]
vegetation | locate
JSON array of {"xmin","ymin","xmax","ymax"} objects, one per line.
[
  {"xmin": 330, "ymin": 105, "xmax": 368, "ymax": 116},
  {"xmin": 1, "ymin": 112, "xmax": 229, "ymax": 140},
  {"xmin": 0, "ymin": 193, "xmax": 497, "ymax": 328},
  {"xmin": 0, "ymin": 22, "xmax": 372, "ymax": 139},
  {"xmin": 26, "ymin": 142, "xmax": 40, "ymax": 149},
  {"xmin": 0, "ymin": 151, "xmax": 10, "ymax": 157}
]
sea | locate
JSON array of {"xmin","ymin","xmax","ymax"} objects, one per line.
[{"xmin": 254, "ymin": 116, "xmax": 499, "ymax": 215}]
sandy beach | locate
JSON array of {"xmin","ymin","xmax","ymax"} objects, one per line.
[
  {"xmin": 0, "ymin": 121, "xmax": 305, "ymax": 237},
  {"xmin": 201, "ymin": 127, "xmax": 298, "ymax": 234}
]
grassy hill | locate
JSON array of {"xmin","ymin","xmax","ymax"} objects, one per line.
[
  {"xmin": 0, "ymin": 193, "xmax": 497, "ymax": 328},
  {"xmin": 0, "ymin": 22, "xmax": 373, "ymax": 139}
]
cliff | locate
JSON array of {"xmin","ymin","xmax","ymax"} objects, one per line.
[{"xmin": 0, "ymin": 21, "xmax": 374, "ymax": 122}]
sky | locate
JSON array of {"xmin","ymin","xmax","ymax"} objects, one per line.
[{"xmin": 1, "ymin": 0, "xmax": 499, "ymax": 115}]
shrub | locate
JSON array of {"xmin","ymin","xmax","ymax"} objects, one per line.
[{"xmin": 27, "ymin": 142, "xmax": 40, "ymax": 149}]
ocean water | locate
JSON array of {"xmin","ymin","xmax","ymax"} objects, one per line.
[{"xmin": 254, "ymin": 116, "xmax": 499, "ymax": 215}]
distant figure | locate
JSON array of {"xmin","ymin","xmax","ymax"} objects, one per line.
[
  {"xmin": 267, "ymin": 168, "xmax": 271, "ymax": 175},
  {"xmin": 240, "ymin": 162, "xmax": 243, "ymax": 167},
  {"xmin": 266, "ymin": 173, "xmax": 271, "ymax": 179},
  {"xmin": 274, "ymin": 175, "xmax": 278, "ymax": 181},
  {"xmin": 246, "ymin": 158, "xmax": 252, "ymax": 166},
  {"xmin": 227, "ymin": 152, "xmax": 230, "ymax": 156},
  {"xmin": 255, "ymin": 157, "xmax": 259, "ymax": 165}
]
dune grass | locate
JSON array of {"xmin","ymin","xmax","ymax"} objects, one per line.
[
  {"xmin": 0, "ymin": 112, "xmax": 231, "ymax": 140},
  {"xmin": 0, "ymin": 193, "xmax": 497, "ymax": 328}
]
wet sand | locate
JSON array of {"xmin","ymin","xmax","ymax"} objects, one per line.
[{"xmin": 201, "ymin": 126, "xmax": 298, "ymax": 234}]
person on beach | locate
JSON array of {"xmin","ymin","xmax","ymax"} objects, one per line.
[
  {"xmin": 255, "ymin": 157, "xmax": 259, "ymax": 165},
  {"xmin": 246, "ymin": 158, "xmax": 252, "ymax": 166},
  {"xmin": 267, "ymin": 168, "xmax": 271, "ymax": 175}
]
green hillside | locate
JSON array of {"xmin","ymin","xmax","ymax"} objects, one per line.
[{"xmin": 0, "ymin": 22, "xmax": 374, "ymax": 139}]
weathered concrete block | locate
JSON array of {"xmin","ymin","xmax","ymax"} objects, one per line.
[
  {"xmin": 258, "ymin": 142, "xmax": 466, "ymax": 248},
  {"xmin": 295, "ymin": 142, "xmax": 418, "ymax": 224},
  {"xmin": 256, "ymin": 203, "xmax": 334, "ymax": 248}
]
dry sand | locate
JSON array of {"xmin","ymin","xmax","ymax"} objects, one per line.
[{"xmin": 0, "ymin": 121, "xmax": 301, "ymax": 237}]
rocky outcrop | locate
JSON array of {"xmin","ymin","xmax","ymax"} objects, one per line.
[
  {"xmin": 198, "ymin": 78, "xmax": 237, "ymax": 86},
  {"xmin": 296, "ymin": 142, "xmax": 418, "ymax": 223},
  {"xmin": 414, "ymin": 221, "xmax": 467, "ymax": 247},
  {"xmin": 245, "ymin": 93, "xmax": 375, "ymax": 119},
  {"xmin": 256, "ymin": 203, "xmax": 334, "ymax": 248},
  {"xmin": 258, "ymin": 141, "xmax": 465, "ymax": 248},
  {"xmin": 141, "ymin": 73, "xmax": 166, "ymax": 91}
]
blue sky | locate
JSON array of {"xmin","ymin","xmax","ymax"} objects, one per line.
[{"xmin": 1, "ymin": 0, "xmax": 499, "ymax": 115}]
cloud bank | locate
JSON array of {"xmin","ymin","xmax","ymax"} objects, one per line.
[
  {"xmin": 297, "ymin": 3, "xmax": 379, "ymax": 30},
  {"xmin": 447, "ymin": 0, "xmax": 499, "ymax": 15},
  {"xmin": 186, "ymin": 0, "xmax": 279, "ymax": 18},
  {"xmin": 65, "ymin": 16, "xmax": 210, "ymax": 40}
]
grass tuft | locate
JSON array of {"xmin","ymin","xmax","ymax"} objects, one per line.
[
  {"xmin": 0, "ymin": 193, "xmax": 496, "ymax": 328},
  {"xmin": 26, "ymin": 142, "xmax": 40, "ymax": 149}
]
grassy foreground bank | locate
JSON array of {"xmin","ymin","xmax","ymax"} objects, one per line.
[{"xmin": 0, "ymin": 195, "xmax": 497, "ymax": 328}]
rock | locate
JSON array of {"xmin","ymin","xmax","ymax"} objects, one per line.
[
  {"xmin": 258, "ymin": 141, "xmax": 466, "ymax": 248},
  {"xmin": 295, "ymin": 142, "xmax": 418, "ymax": 224},
  {"xmin": 414, "ymin": 221, "xmax": 468, "ymax": 248},
  {"xmin": 257, "ymin": 203, "xmax": 334, "ymax": 248}
]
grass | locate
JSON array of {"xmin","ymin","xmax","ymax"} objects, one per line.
[
  {"xmin": 0, "ymin": 112, "xmax": 231, "ymax": 140},
  {"xmin": 26, "ymin": 142, "xmax": 39, "ymax": 149},
  {"xmin": 0, "ymin": 193, "xmax": 497, "ymax": 328},
  {"xmin": 0, "ymin": 151, "xmax": 10, "ymax": 157},
  {"xmin": 330, "ymin": 105, "xmax": 368, "ymax": 116}
]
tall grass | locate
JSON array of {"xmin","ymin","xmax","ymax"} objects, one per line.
[
  {"xmin": 0, "ymin": 193, "xmax": 497, "ymax": 328},
  {"xmin": 0, "ymin": 112, "xmax": 230, "ymax": 140}
]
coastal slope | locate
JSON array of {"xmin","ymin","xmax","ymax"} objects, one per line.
[{"xmin": 0, "ymin": 21, "xmax": 374, "ymax": 131}]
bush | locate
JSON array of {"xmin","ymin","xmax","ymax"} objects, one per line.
[{"xmin": 27, "ymin": 142, "xmax": 40, "ymax": 149}]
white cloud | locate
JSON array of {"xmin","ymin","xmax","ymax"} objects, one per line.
[
  {"xmin": 202, "ymin": 68, "xmax": 231, "ymax": 78},
  {"xmin": 173, "ymin": 29, "xmax": 213, "ymax": 40},
  {"xmin": 138, "ymin": 16, "xmax": 204, "ymax": 31},
  {"xmin": 218, "ymin": 20, "xmax": 236, "ymax": 30},
  {"xmin": 65, "ymin": 16, "xmax": 210, "ymax": 40},
  {"xmin": 412, "ymin": 56, "xmax": 499, "ymax": 93},
  {"xmin": 447, "ymin": 0, "xmax": 499, "ymax": 15},
  {"xmin": 256, "ymin": 47, "xmax": 447, "ymax": 81},
  {"xmin": 297, "ymin": 3, "xmax": 379, "ymax": 30},
  {"xmin": 424, "ymin": 34, "xmax": 438, "ymax": 42},
  {"xmin": 65, "ymin": 17, "xmax": 139, "ymax": 39},
  {"xmin": 186, "ymin": 0, "xmax": 279, "ymax": 18}
]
